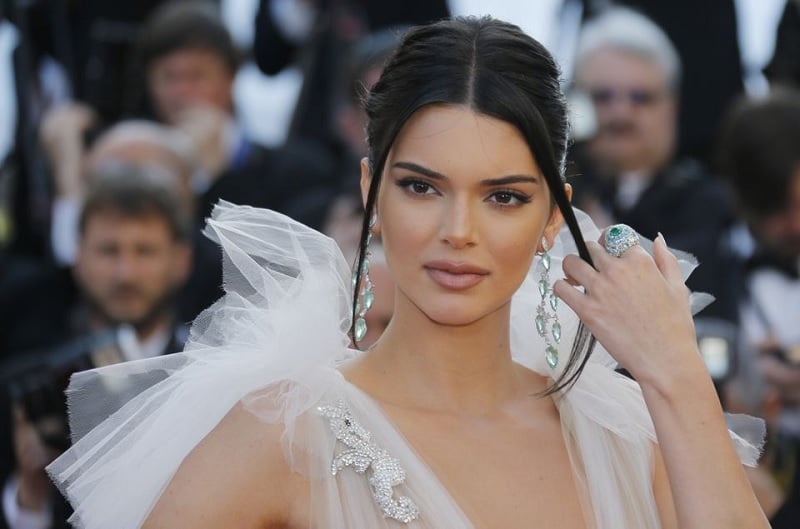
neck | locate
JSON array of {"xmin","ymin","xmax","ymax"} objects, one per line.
[{"xmin": 351, "ymin": 294, "xmax": 546, "ymax": 415}]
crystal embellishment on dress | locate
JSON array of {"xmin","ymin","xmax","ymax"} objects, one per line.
[{"xmin": 318, "ymin": 400, "xmax": 419, "ymax": 523}]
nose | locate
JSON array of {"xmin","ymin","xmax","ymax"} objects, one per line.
[
  {"xmin": 113, "ymin": 252, "xmax": 137, "ymax": 281},
  {"xmin": 439, "ymin": 196, "xmax": 477, "ymax": 249}
]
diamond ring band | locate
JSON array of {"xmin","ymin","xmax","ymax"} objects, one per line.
[{"xmin": 604, "ymin": 224, "xmax": 640, "ymax": 257}]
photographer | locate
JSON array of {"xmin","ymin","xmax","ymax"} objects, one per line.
[
  {"xmin": 1, "ymin": 165, "xmax": 192, "ymax": 529},
  {"xmin": 717, "ymin": 87, "xmax": 800, "ymax": 527}
]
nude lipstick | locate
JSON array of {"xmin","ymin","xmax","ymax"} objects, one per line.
[{"xmin": 424, "ymin": 261, "xmax": 489, "ymax": 291}]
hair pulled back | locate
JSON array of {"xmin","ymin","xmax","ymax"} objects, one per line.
[{"xmin": 354, "ymin": 16, "xmax": 596, "ymax": 394}]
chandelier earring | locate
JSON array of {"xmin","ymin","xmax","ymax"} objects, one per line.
[
  {"xmin": 535, "ymin": 237, "xmax": 561, "ymax": 369},
  {"xmin": 353, "ymin": 215, "xmax": 376, "ymax": 343}
]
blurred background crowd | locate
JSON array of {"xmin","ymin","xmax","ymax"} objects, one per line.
[{"xmin": 0, "ymin": 0, "xmax": 799, "ymax": 527}]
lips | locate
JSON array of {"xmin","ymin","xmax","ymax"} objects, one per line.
[{"xmin": 424, "ymin": 260, "xmax": 489, "ymax": 291}]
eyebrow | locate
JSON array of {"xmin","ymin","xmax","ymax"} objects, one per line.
[{"xmin": 392, "ymin": 162, "xmax": 539, "ymax": 186}]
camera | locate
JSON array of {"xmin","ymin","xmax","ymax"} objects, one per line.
[{"xmin": 1, "ymin": 328, "xmax": 122, "ymax": 450}]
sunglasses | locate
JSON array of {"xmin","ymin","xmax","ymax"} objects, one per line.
[{"xmin": 589, "ymin": 87, "xmax": 665, "ymax": 107}]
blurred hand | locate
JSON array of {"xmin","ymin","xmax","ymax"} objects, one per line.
[
  {"xmin": 175, "ymin": 105, "xmax": 234, "ymax": 179},
  {"xmin": 13, "ymin": 405, "xmax": 57, "ymax": 510},
  {"xmin": 554, "ymin": 233, "xmax": 701, "ymax": 384},
  {"xmin": 39, "ymin": 103, "xmax": 97, "ymax": 196}
]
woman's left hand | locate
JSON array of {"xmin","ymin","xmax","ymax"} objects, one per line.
[{"xmin": 553, "ymin": 232, "xmax": 701, "ymax": 383}]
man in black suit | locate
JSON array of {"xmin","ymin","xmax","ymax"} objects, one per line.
[
  {"xmin": 0, "ymin": 165, "xmax": 192, "ymax": 529},
  {"xmin": 568, "ymin": 7, "xmax": 739, "ymax": 323}
]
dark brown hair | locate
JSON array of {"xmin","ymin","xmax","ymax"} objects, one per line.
[
  {"xmin": 138, "ymin": 0, "xmax": 240, "ymax": 75},
  {"xmin": 79, "ymin": 165, "xmax": 191, "ymax": 242}
]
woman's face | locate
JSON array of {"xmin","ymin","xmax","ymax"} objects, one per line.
[{"xmin": 362, "ymin": 104, "xmax": 567, "ymax": 327}]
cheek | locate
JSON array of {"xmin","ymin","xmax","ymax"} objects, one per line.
[
  {"xmin": 380, "ymin": 225, "xmax": 424, "ymax": 278},
  {"xmin": 494, "ymin": 231, "xmax": 538, "ymax": 280},
  {"xmin": 83, "ymin": 254, "xmax": 113, "ymax": 281},
  {"xmin": 648, "ymin": 107, "xmax": 673, "ymax": 134},
  {"xmin": 376, "ymin": 193, "xmax": 435, "ymax": 264},
  {"xmin": 203, "ymin": 74, "xmax": 231, "ymax": 102},
  {"xmin": 147, "ymin": 257, "xmax": 179, "ymax": 286}
]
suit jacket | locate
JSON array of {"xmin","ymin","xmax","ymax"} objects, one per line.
[
  {"xmin": 0, "ymin": 263, "xmax": 187, "ymax": 529},
  {"xmin": 568, "ymin": 147, "xmax": 740, "ymax": 323},
  {"xmin": 197, "ymin": 138, "xmax": 337, "ymax": 231}
]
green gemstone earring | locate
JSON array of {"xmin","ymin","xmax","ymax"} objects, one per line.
[
  {"xmin": 353, "ymin": 216, "xmax": 376, "ymax": 343},
  {"xmin": 535, "ymin": 238, "xmax": 561, "ymax": 369}
]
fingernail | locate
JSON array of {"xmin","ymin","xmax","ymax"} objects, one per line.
[{"xmin": 657, "ymin": 232, "xmax": 666, "ymax": 245}]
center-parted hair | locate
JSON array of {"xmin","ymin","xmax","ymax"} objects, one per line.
[{"xmin": 353, "ymin": 16, "xmax": 596, "ymax": 394}]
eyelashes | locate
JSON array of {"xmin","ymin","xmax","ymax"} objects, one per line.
[
  {"xmin": 394, "ymin": 177, "xmax": 533, "ymax": 207},
  {"xmin": 396, "ymin": 178, "xmax": 438, "ymax": 196},
  {"xmin": 488, "ymin": 190, "xmax": 532, "ymax": 206}
]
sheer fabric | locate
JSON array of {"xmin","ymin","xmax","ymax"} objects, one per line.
[{"xmin": 47, "ymin": 202, "xmax": 764, "ymax": 529}]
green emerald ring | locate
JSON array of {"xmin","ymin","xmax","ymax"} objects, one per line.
[{"xmin": 604, "ymin": 224, "xmax": 640, "ymax": 258}]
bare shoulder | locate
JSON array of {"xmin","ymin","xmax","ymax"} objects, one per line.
[
  {"xmin": 652, "ymin": 443, "xmax": 678, "ymax": 529},
  {"xmin": 143, "ymin": 401, "xmax": 303, "ymax": 529}
]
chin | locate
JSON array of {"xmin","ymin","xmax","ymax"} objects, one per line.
[
  {"xmin": 107, "ymin": 308, "xmax": 147, "ymax": 326},
  {"xmin": 418, "ymin": 302, "xmax": 495, "ymax": 328}
]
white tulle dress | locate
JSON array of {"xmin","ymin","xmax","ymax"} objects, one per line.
[{"xmin": 47, "ymin": 201, "xmax": 764, "ymax": 529}]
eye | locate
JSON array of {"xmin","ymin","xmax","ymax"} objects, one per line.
[
  {"xmin": 488, "ymin": 190, "xmax": 530, "ymax": 206},
  {"xmin": 412, "ymin": 182, "xmax": 433, "ymax": 194},
  {"xmin": 397, "ymin": 178, "xmax": 439, "ymax": 196}
]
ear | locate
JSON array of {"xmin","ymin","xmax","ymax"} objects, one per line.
[
  {"xmin": 360, "ymin": 157, "xmax": 381, "ymax": 234},
  {"xmin": 541, "ymin": 183, "xmax": 572, "ymax": 250}
]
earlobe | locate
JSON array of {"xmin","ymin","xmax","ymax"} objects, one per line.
[{"xmin": 564, "ymin": 183, "xmax": 573, "ymax": 203}]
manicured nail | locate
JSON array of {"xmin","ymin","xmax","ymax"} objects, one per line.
[{"xmin": 657, "ymin": 232, "xmax": 666, "ymax": 245}]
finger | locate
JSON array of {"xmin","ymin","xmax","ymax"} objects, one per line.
[
  {"xmin": 653, "ymin": 233, "xmax": 684, "ymax": 286},
  {"xmin": 553, "ymin": 278, "xmax": 589, "ymax": 316},
  {"xmin": 561, "ymin": 253, "xmax": 598, "ymax": 289},
  {"xmin": 562, "ymin": 272, "xmax": 581, "ymax": 287},
  {"xmin": 585, "ymin": 241, "xmax": 613, "ymax": 271}
]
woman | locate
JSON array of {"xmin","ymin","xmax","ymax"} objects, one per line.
[{"xmin": 49, "ymin": 17, "xmax": 767, "ymax": 529}]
